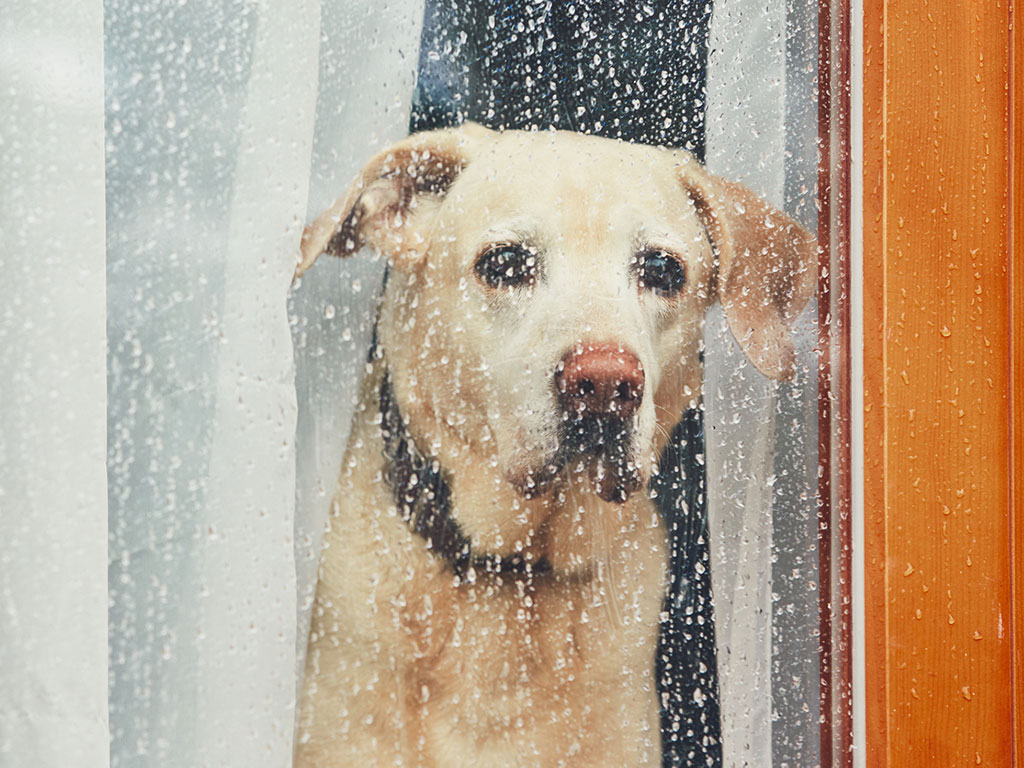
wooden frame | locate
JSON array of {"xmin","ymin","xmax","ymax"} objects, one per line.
[
  {"xmin": 863, "ymin": 2, "xmax": 1020, "ymax": 765},
  {"xmin": 1012, "ymin": 1, "xmax": 1023, "ymax": 759},
  {"xmin": 819, "ymin": 0, "xmax": 854, "ymax": 765}
]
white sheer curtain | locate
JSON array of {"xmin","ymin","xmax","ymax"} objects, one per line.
[
  {"xmin": 103, "ymin": 0, "xmax": 324, "ymax": 764},
  {"xmin": 705, "ymin": 1, "xmax": 821, "ymax": 765},
  {"xmin": 0, "ymin": 3, "xmax": 108, "ymax": 767},
  {"xmin": 192, "ymin": 0, "xmax": 320, "ymax": 763},
  {"xmin": 705, "ymin": 1, "xmax": 788, "ymax": 760}
]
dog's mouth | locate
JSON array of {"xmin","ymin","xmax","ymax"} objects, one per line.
[
  {"xmin": 515, "ymin": 413, "xmax": 642, "ymax": 503},
  {"xmin": 559, "ymin": 413, "xmax": 643, "ymax": 502}
]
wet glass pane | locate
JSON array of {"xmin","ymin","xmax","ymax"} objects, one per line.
[{"xmin": 101, "ymin": 1, "xmax": 851, "ymax": 765}]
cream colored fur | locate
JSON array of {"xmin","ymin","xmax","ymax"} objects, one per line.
[{"xmin": 294, "ymin": 125, "xmax": 815, "ymax": 767}]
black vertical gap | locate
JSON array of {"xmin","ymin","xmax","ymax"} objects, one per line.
[
  {"xmin": 409, "ymin": 3, "xmax": 719, "ymax": 765},
  {"xmin": 649, "ymin": 407, "xmax": 722, "ymax": 767},
  {"xmin": 411, "ymin": 0, "xmax": 709, "ymax": 160}
]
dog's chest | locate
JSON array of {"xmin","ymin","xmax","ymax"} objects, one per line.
[{"xmin": 396, "ymin": 574, "xmax": 659, "ymax": 765}]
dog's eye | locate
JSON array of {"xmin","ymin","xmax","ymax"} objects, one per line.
[
  {"xmin": 475, "ymin": 244, "xmax": 538, "ymax": 290},
  {"xmin": 635, "ymin": 249, "xmax": 686, "ymax": 297}
]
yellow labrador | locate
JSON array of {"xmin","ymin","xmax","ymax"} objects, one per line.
[{"xmin": 294, "ymin": 124, "xmax": 814, "ymax": 767}]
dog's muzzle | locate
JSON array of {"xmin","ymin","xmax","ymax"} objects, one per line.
[{"xmin": 554, "ymin": 343, "xmax": 645, "ymax": 503}]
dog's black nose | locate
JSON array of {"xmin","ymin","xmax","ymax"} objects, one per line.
[{"xmin": 555, "ymin": 343, "xmax": 644, "ymax": 419}]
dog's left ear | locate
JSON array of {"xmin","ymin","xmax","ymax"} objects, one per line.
[
  {"xmin": 295, "ymin": 123, "xmax": 490, "ymax": 279},
  {"xmin": 678, "ymin": 156, "xmax": 817, "ymax": 379}
]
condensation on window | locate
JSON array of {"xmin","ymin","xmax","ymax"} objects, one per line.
[{"xmin": 102, "ymin": 1, "xmax": 846, "ymax": 766}]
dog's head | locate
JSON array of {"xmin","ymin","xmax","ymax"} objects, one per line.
[{"xmin": 299, "ymin": 124, "xmax": 815, "ymax": 505}]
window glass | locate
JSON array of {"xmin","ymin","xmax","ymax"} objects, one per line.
[{"xmin": 103, "ymin": 1, "xmax": 850, "ymax": 765}]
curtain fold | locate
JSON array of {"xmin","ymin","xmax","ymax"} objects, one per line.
[
  {"xmin": 193, "ymin": 0, "xmax": 321, "ymax": 764},
  {"xmin": 704, "ymin": 0, "xmax": 786, "ymax": 751},
  {"xmin": 0, "ymin": 2, "xmax": 108, "ymax": 766},
  {"xmin": 105, "ymin": 0, "xmax": 322, "ymax": 764},
  {"xmin": 704, "ymin": 0, "xmax": 821, "ymax": 761}
]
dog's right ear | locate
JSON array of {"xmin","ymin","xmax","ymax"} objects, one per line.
[
  {"xmin": 676, "ymin": 154, "xmax": 817, "ymax": 380},
  {"xmin": 295, "ymin": 124, "xmax": 489, "ymax": 279}
]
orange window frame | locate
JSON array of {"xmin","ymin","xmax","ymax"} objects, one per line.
[{"xmin": 862, "ymin": 1, "xmax": 1023, "ymax": 765}]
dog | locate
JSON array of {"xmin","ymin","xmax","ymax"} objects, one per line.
[{"xmin": 293, "ymin": 123, "xmax": 815, "ymax": 767}]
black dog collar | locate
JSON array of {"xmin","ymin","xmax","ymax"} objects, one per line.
[{"xmin": 378, "ymin": 370, "xmax": 551, "ymax": 581}]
